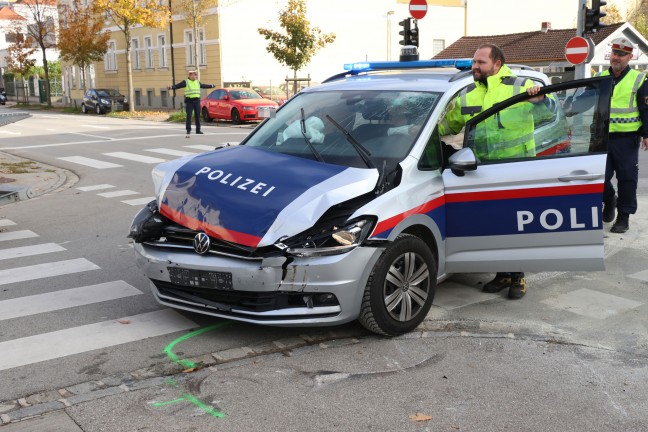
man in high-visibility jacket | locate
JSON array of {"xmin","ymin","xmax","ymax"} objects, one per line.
[
  {"xmin": 597, "ymin": 38, "xmax": 648, "ymax": 233},
  {"xmin": 439, "ymin": 43, "xmax": 554, "ymax": 300},
  {"xmin": 168, "ymin": 70, "xmax": 215, "ymax": 138}
]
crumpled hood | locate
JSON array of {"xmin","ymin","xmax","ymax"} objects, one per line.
[{"xmin": 158, "ymin": 146, "xmax": 379, "ymax": 248}]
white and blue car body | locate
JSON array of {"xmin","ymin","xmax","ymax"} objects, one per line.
[{"xmin": 130, "ymin": 60, "xmax": 613, "ymax": 336}]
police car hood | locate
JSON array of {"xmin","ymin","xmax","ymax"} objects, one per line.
[{"xmin": 157, "ymin": 146, "xmax": 379, "ymax": 248}]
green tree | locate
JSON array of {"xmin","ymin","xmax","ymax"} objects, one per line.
[
  {"xmin": 58, "ymin": 0, "xmax": 109, "ymax": 92},
  {"xmin": 93, "ymin": 0, "xmax": 170, "ymax": 112},
  {"xmin": 258, "ymin": 0, "xmax": 335, "ymax": 95},
  {"xmin": 627, "ymin": 0, "xmax": 648, "ymax": 37},
  {"xmin": 174, "ymin": 0, "xmax": 218, "ymax": 81},
  {"xmin": 600, "ymin": 2, "xmax": 622, "ymax": 24},
  {"xmin": 18, "ymin": 0, "xmax": 58, "ymax": 106},
  {"xmin": 4, "ymin": 31, "xmax": 37, "ymax": 102}
]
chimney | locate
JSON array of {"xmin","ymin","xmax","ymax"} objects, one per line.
[{"xmin": 541, "ymin": 22, "xmax": 551, "ymax": 33}]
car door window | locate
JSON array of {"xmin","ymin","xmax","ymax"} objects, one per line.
[{"xmin": 464, "ymin": 77, "xmax": 612, "ymax": 163}]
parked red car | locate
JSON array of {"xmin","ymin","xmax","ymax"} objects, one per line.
[{"xmin": 200, "ymin": 88, "xmax": 278, "ymax": 125}]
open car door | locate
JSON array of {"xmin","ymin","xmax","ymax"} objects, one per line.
[{"xmin": 443, "ymin": 76, "xmax": 613, "ymax": 273}]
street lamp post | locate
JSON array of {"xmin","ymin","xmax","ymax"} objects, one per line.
[{"xmin": 387, "ymin": 11, "xmax": 395, "ymax": 60}]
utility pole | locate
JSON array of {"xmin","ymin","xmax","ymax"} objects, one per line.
[{"xmin": 168, "ymin": 0, "xmax": 177, "ymax": 108}]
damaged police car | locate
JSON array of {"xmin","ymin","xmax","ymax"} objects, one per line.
[{"xmin": 130, "ymin": 59, "xmax": 612, "ymax": 336}]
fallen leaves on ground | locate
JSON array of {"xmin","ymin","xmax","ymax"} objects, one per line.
[{"xmin": 409, "ymin": 412, "xmax": 432, "ymax": 422}]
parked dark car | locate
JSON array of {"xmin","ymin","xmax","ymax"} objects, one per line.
[
  {"xmin": 81, "ymin": 88, "xmax": 128, "ymax": 114},
  {"xmin": 0, "ymin": 88, "xmax": 6, "ymax": 105}
]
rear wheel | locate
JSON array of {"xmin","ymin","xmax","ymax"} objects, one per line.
[
  {"xmin": 231, "ymin": 108, "xmax": 241, "ymax": 125},
  {"xmin": 202, "ymin": 107, "xmax": 212, "ymax": 122},
  {"xmin": 358, "ymin": 234, "xmax": 437, "ymax": 336}
]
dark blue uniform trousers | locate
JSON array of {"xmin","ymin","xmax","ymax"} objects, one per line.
[
  {"xmin": 604, "ymin": 133, "xmax": 640, "ymax": 214},
  {"xmin": 185, "ymin": 98, "xmax": 202, "ymax": 133}
]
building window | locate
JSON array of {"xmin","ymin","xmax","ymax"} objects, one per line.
[
  {"xmin": 185, "ymin": 30, "xmax": 195, "ymax": 66},
  {"xmin": 199, "ymin": 29, "xmax": 206, "ymax": 65},
  {"xmin": 432, "ymin": 39, "xmax": 445, "ymax": 57},
  {"xmin": 131, "ymin": 37, "xmax": 140, "ymax": 70},
  {"xmin": 144, "ymin": 36, "xmax": 154, "ymax": 69},
  {"xmin": 70, "ymin": 66, "xmax": 76, "ymax": 89},
  {"xmin": 158, "ymin": 34, "xmax": 167, "ymax": 68},
  {"xmin": 135, "ymin": 89, "xmax": 142, "ymax": 106},
  {"xmin": 161, "ymin": 89, "xmax": 168, "ymax": 107},
  {"xmin": 147, "ymin": 89, "xmax": 154, "ymax": 106},
  {"xmin": 105, "ymin": 40, "xmax": 117, "ymax": 71}
]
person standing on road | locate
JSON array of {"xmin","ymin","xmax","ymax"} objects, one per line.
[
  {"xmin": 167, "ymin": 70, "xmax": 215, "ymax": 138},
  {"xmin": 439, "ymin": 43, "xmax": 552, "ymax": 300},
  {"xmin": 598, "ymin": 38, "xmax": 648, "ymax": 233}
]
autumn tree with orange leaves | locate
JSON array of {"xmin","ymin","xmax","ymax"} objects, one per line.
[
  {"xmin": 4, "ymin": 31, "xmax": 37, "ymax": 102},
  {"xmin": 93, "ymin": 0, "xmax": 170, "ymax": 112},
  {"xmin": 58, "ymin": 0, "xmax": 109, "ymax": 93}
]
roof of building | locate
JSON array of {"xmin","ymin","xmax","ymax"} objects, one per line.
[
  {"xmin": 433, "ymin": 23, "xmax": 624, "ymax": 62},
  {"xmin": 0, "ymin": 5, "xmax": 25, "ymax": 20}
]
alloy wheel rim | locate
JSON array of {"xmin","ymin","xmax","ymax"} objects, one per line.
[{"xmin": 383, "ymin": 252, "xmax": 430, "ymax": 322}]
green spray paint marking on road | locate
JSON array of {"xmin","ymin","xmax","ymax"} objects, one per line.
[
  {"xmin": 154, "ymin": 321, "xmax": 232, "ymax": 418},
  {"xmin": 151, "ymin": 394, "xmax": 225, "ymax": 418},
  {"xmin": 163, "ymin": 322, "xmax": 230, "ymax": 369}
]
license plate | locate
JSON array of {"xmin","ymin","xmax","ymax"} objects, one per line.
[{"xmin": 168, "ymin": 267, "xmax": 233, "ymax": 290}]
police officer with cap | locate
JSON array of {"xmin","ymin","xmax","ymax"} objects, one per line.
[
  {"xmin": 168, "ymin": 70, "xmax": 215, "ymax": 138},
  {"xmin": 598, "ymin": 37, "xmax": 648, "ymax": 233}
]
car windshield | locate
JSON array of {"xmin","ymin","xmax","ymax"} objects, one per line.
[
  {"xmin": 229, "ymin": 90, "xmax": 262, "ymax": 100},
  {"xmin": 96, "ymin": 89, "xmax": 121, "ymax": 97},
  {"xmin": 243, "ymin": 90, "xmax": 440, "ymax": 169}
]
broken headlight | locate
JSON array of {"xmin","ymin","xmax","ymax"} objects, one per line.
[{"xmin": 277, "ymin": 218, "xmax": 375, "ymax": 257}]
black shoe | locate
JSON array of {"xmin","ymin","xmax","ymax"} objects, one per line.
[
  {"xmin": 196, "ymin": 130, "xmax": 204, "ymax": 134},
  {"xmin": 508, "ymin": 273, "xmax": 527, "ymax": 300},
  {"xmin": 602, "ymin": 196, "xmax": 616, "ymax": 223},
  {"xmin": 483, "ymin": 273, "xmax": 511, "ymax": 293},
  {"xmin": 611, "ymin": 212, "xmax": 629, "ymax": 233}
]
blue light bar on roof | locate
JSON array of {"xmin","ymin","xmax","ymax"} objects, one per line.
[{"xmin": 343, "ymin": 59, "xmax": 473, "ymax": 73}]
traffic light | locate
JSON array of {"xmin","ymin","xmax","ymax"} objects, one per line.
[
  {"xmin": 399, "ymin": 18, "xmax": 411, "ymax": 46},
  {"xmin": 592, "ymin": 0, "xmax": 607, "ymax": 30},
  {"xmin": 584, "ymin": 0, "xmax": 606, "ymax": 33},
  {"xmin": 409, "ymin": 20, "xmax": 419, "ymax": 47}
]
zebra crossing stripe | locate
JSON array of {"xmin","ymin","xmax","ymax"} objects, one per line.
[
  {"xmin": 145, "ymin": 148, "xmax": 198, "ymax": 157},
  {"xmin": 0, "ymin": 219, "xmax": 17, "ymax": 227},
  {"xmin": 184, "ymin": 145, "xmax": 215, "ymax": 151},
  {"xmin": 76, "ymin": 184, "xmax": 115, "ymax": 191},
  {"xmin": 0, "ymin": 243, "xmax": 66, "ymax": 261},
  {"xmin": 0, "ymin": 281, "xmax": 143, "ymax": 321},
  {"xmin": 97, "ymin": 190, "xmax": 139, "ymax": 198},
  {"xmin": 0, "ymin": 258, "xmax": 100, "ymax": 286},
  {"xmin": 58, "ymin": 156, "xmax": 123, "ymax": 169},
  {"xmin": 0, "ymin": 309, "xmax": 197, "ymax": 371},
  {"xmin": 122, "ymin": 197, "xmax": 156, "ymax": 206},
  {"xmin": 0, "ymin": 230, "xmax": 38, "ymax": 242},
  {"xmin": 103, "ymin": 152, "xmax": 166, "ymax": 164}
]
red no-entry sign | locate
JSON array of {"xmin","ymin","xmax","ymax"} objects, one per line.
[
  {"xmin": 409, "ymin": 0, "xmax": 428, "ymax": 20},
  {"xmin": 565, "ymin": 36, "xmax": 590, "ymax": 65}
]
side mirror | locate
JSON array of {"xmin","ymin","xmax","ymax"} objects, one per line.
[{"xmin": 448, "ymin": 147, "xmax": 478, "ymax": 177}]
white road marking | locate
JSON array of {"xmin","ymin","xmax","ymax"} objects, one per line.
[
  {"xmin": 541, "ymin": 288, "xmax": 643, "ymax": 319},
  {"xmin": 184, "ymin": 144, "xmax": 216, "ymax": 151},
  {"xmin": 0, "ymin": 258, "xmax": 100, "ymax": 286},
  {"xmin": 0, "ymin": 309, "xmax": 197, "ymax": 371},
  {"xmin": 76, "ymin": 184, "xmax": 115, "ymax": 191},
  {"xmin": 145, "ymin": 148, "xmax": 198, "ymax": 157},
  {"xmin": 0, "ymin": 230, "xmax": 38, "ymax": 242},
  {"xmin": 97, "ymin": 190, "xmax": 139, "ymax": 198},
  {"xmin": 103, "ymin": 152, "xmax": 166, "ymax": 163},
  {"xmin": 121, "ymin": 197, "xmax": 156, "ymax": 206},
  {"xmin": 0, "ymin": 281, "xmax": 143, "ymax": 321},
  {"xmin": 2, "ymin": 132, "xmax": 250, "ymax": 150},
  {"xmin": 58, "ymin": 156, "xmax": 122, "ymax": 169},
  {"xmin": 0, "ymin": 243, "xmax": 66, "ymax": 261},
  {"xmin": 0, "ymin": 219, "xmax": 17, "ymax": 227}
]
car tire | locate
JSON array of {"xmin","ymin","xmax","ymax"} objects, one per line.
[
  {"xmin": 231, "ymin": 109, "xmax": 241, "ymax": 125},
  {"xmin": 81, "ymin": 103, "xmax": 87, "ymax": 113},
  {"xmin": 95, "ymin": 104, "xmax": 102, "ymax": 115},
  {"xmin": 358, "ymin": 234, "xmax": 436, "ymax": 336},
  {"xmin": 202, "ymin": 107, "xmax": 212, "ymax": 123}
]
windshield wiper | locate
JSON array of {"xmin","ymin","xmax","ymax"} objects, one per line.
[
  {"xmin": 300, "ymin": 108, "xmax": 325, "ymax": 162},
  {"xmin": 325, "ymin": 114, "xmax": 375, "ymax": 169}
]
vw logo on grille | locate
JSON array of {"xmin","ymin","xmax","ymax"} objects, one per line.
[{"xmin": 193, "ymin": 232, "xmax": 211, "ymax": 255}]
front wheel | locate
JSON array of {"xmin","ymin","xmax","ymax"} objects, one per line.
[
  {"xmin": 95, "ymin": 104, "xmax": 102, "ymax": 115},
  {"xmin": 231, "ymin": 108, "xmax": 241, "ymax": 125},
  {"xmin": 358, "ymin": 234, "xmax": 437, "ymax": 336},
  {"xmin": 81, "ymin": 103, "xmax": 88, "ymax": 113}
]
